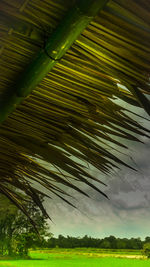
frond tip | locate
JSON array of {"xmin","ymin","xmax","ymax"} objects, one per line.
[{"xmin": 0, "ymin": 0, "xmax": 150, "ymax": 220}]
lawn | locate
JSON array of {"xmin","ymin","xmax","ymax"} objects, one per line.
[{"xmin": 0, "ymin": 249, "xmax": 149, "ymax": 267}]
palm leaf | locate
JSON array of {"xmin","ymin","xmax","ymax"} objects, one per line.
[{"xmin": 0, "ymin": 0, "xmax": 150, "ymax": 219}]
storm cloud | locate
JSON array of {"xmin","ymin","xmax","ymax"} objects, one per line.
[{"xmin": 45, "ymin": 105, "xmax": 150, "ymax": 239}]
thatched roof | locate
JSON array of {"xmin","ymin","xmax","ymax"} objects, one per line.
[{"xmin": 0, "ymin": 0, "xmax": 150, "ymax": 220}]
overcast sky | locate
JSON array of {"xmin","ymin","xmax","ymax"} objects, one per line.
[{"xmin": 45, "ymin": 101, "xmax": 150, "ymax": 240}]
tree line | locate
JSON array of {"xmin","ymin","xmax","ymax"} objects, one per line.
[{"xmin": 46, "ymin": 235, "xmax": 150, "ymax": 250}]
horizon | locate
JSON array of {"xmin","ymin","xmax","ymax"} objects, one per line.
[
  {"xmin": 45, "ymin": 102, "xmax": 150, "ymax": 243},
  {"xmin": 50, "ymin": 234, "xmax": 149, "ymax": 242}
]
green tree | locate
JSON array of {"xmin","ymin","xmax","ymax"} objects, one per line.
[
  {"xmin": 145, "ymin": 237, "xmax": 150, "ymax": 243},
  {"xmin": 0, "ymin": 194, "xmax": 18, "ymax": 255},
  {"xmin": 100, "ymin": 240, "xmax": 111, "ymax": 249},
  {"xmin": 116, "ymin": 239, "xmax": 126, "ymax": 249},
  {"xmin": 0, "ymin": 194, "xmax": 51, "ymax": 257},
  {"xmin": 143, "ymin": 243, "xmax": 150, "ymax": 259},
  {"xmin": 106, "ymin": 236, "xmax": 117, "ymax": 249}
]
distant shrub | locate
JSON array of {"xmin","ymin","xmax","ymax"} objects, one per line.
[{"xmin": 143, "ymin": 243, "xmax": 150, "ymax": 259}]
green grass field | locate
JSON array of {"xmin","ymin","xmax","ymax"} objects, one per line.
[{"xmin": 0, "ymin": 249, "xmax": 149, "ymax": 267}]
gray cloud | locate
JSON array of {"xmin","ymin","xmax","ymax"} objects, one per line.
[{"xmin": 45, "ymin": 106, "xmax": 150, "ymax": 239}]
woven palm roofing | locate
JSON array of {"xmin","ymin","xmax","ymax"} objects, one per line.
[{"xmin": 0, "ymin": 0, "xmax": 150, "ymax": 220}]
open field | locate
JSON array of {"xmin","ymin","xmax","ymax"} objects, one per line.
[{"xmin": 0, "ymin": 249, "xmax": 149, "ymax": 267}]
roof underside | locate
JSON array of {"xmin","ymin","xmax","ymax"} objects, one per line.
[{"xmin": 0, "ymin": 0, "xmax": 150, "ymax": 218}]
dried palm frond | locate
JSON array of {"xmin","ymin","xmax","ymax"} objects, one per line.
[{"xmin": 0, "ymin": 0, "xmax": 150, "ymax": 220}]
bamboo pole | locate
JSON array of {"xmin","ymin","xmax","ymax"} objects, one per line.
[{"xmin": 0, "ymin": 0, "xmax": 108, "ymax": 123}]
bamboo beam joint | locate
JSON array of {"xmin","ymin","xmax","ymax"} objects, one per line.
[{"xmin": 0, "ymin": 0, "xmax": 108, "ymax": 123}]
